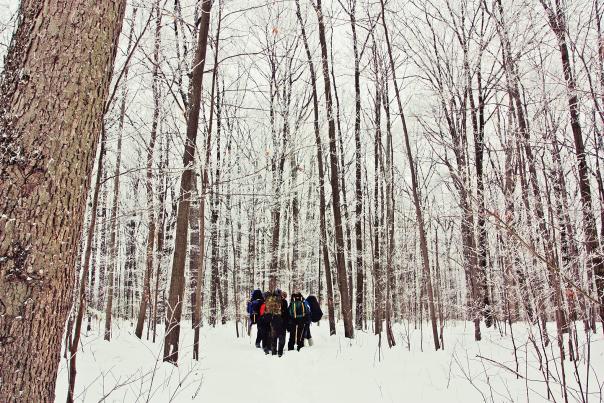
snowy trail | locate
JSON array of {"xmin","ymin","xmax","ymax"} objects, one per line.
[{"xmin": 55, "ymin": 321, "xmax": 604, "ymax": 402}]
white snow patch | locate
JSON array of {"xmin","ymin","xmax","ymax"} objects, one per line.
[{"xmin": 55, "ymin": 320, "xmax": 604, "ymax": 402}]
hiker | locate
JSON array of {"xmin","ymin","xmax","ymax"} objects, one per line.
[
  {"xmin": 304, "ymin": 295, "xmax": 323, "ymax": 346},
  {"xmin": 261, "ymin": 289, "xmax": 289, "ymax": 356},
  {"xmin": 247, "ymin": 289, "xmax": 265, "ymax": 348},
  {"xmin": 288, "ymin": 292, "xmax": 310, "ymax": 351},
  {"xmin": 277, "ymin": 290, "xmax": 290, "ymax": 355},
  {"xmin": 259, "ymin": 291, "xmax": 271, "ymax": 354}
]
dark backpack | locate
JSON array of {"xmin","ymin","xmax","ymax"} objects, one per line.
[
  {"xmin": 250, "ymin": 289, "xmax": 263, "ymax": 301},
  {"xmin": 264, "ymin": 293, "xmax": 282, "ymax": 315},
  {"xmin": 248, "ymin": 299, "xmax": 263, "ymax": 324},
  {"xmin": 289, "ymin": 300, "xmax": 307, "ymax": 320},
  {"xmin": 306, "ymin": 295, "xmax": 323, "ymax": 323}
]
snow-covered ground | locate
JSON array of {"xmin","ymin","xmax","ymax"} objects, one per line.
[{"xmin": 55, "ymin": 320, "xmax": 604, "ymax": 402}]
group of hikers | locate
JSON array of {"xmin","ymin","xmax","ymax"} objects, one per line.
[{"xmin": 247, "ymin": 288, "xmax": 323, "ymax": 357}]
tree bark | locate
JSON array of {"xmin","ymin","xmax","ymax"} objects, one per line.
[
  {"xmin": 349, "ymin": 0, "xmax": 365, "ymax": 330},
  {"xmin": 312, "ymin": 0, "xmax": 354, "ymax": 339},
  {"xmin": 163, "ymin": 0, "xmax": 213, "ymax": 364},
  {"xmin": 0, "ymin": 1, "xmax": 126, "ymax": 400}
]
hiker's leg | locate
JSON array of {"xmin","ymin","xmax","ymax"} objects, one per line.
[
  {"xmin": 262, "ymin": 318, "xmax": 271, "ymax": 353},
  {"xmin": 269, "ymin": 316, "xmax": 282, "ymax": 355},
  {"xmin": 278, "ymin": 330, "xmax": 286, "ymax": 356},
  {"xmin": 255, "ymin": 324, "xmax": 263, "ymax": 347},
  {"xmin": 288, "ymin": 325, "xmax": 296, "ymax": 350},
  {"xmin": 298, "ymin": 324, "xmax": 305, "ymax": 347},
  {"xmin": 295, "ymin": 323, "xmax": 304, "ymax": 349},
  {"xmin": 270, "ymin": 324, "xmax": 278, "ymax": 354}
]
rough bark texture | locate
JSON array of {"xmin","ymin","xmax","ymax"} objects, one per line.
[{"xmin": 0, "ymin": 1, "xmax": 126, "ymax": 400}]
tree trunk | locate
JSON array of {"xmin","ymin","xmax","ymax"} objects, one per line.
[
  {"xmin": 313, "ymin": 0, "xmax": 354, "ymax": 339},
  {"xmin": 193, "ymin": 1, "xmax": 222, "ymax": 358},
  {"xmin": 295, "ymin": 0, "xmax": 336, "ymax": 335},
  {"xmin": 153, "ymin": 135, "xmax": 169, "ymax": 343},
  {"xmin": 330, "ymin": 37, "xmax": 355, "ymax": 316},
  {"xmin": 372, "ymin": 47, "xmax": 383, "ymax": 336},
  {"xmin": 0, "ymin": 1, "xmax": 126, "ymax": 400},
  {"xmin": 380, "ymin": 0, "xmax": 439, "ymax": 350},
  {"xmin": 189, "ymin": 175, "xmax": 200, "ymax": 324},
  {"xmin": 349, "ymin": 1, "xmax": 365, "ymax": 330},
  {"xmin": 163, "ymin": 0, "xmax": 213, "ymax": 364},
  {"xmin": 542, "ymin": 0, "xmax": 604, "ymax": 322},
  {"xmin": 209, "ymin": 80, "xmax": 223, "ymax": 328},
  {"xmin": 136, "ymin": 3, "xmax": 160, "ymax": 339}
]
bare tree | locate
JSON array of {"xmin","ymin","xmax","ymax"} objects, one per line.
[
  {"xmin": 379, "ymin": 0, "xmax": 439, "ymax": 350},
  {"xmin": 164, "ymin": 0, "xmax": 213, "ymax": 365},
  {"xmin": 311, "ymin": 0, "xmax": 354, "ymax": 339},
  {"xmin": 136, "ymin": 1, "xmax": 162, "ymax": 340}
]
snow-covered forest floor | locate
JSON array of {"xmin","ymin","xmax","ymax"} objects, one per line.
[{"xmin": 55, "ymin": 320, "xmax": 604, "ymax": 402}]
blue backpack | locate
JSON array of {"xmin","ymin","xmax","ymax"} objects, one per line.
[{"xmin": 247, "ymin": 289, "xmax": 263, "ymax": 325}]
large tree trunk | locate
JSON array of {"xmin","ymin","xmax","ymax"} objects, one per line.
[
  {"xmin": 163, "ymin": 0, "xmax": 213, "ymax": 364},
  {"xmin": 0, "ymin": 1, "xmax": 126, "ymax": 400},
  {"xmin": 136, "ymin": 1, "xmax": 160, "ymax": 339},
  {"xmin": 313, "ymin": 0, "xmax": 354, "ymax": 339}
]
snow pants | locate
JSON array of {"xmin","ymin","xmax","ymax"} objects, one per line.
[
  {"xmin": 263, "ymin": 314, "xmax": 286, "ymax": 355},
  {"xmin": 288, "ymin": 319, "xmax": 305, "ymax": 350}
]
